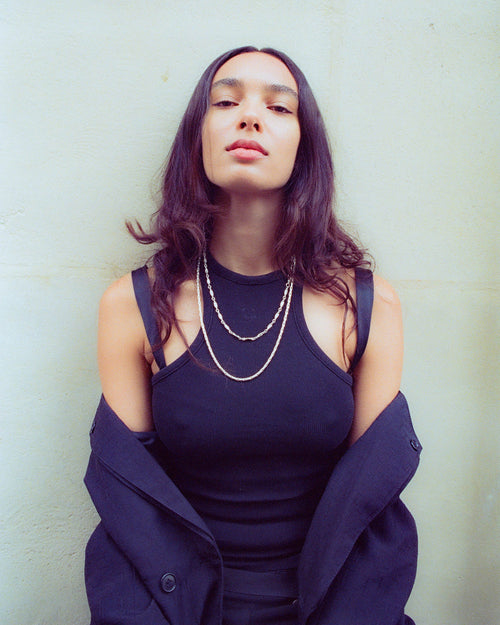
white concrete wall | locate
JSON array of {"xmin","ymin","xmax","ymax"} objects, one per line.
[{"xmin": 2, "ymin": 2, "xmax": 498, "ymax": 623}]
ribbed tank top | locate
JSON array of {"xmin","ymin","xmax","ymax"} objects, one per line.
[{"xmin": 132, "ymin": 253, "xmax": 373, "ymax": 572}]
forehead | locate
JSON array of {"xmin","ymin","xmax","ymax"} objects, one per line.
[{"xmin": 211, "ymin": 52, "xmax": 298, "ymax": 93}]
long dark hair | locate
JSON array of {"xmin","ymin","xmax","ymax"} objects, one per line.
[{"xmin": 128, "ymin": 46, "xmax": 371, "ymax": 355}]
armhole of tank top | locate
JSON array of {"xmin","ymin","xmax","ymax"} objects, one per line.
[
  {"xmin": 348, "ymin": 267, "xmax": 374, "ymax": 373},
  {"xmin": 131, "ymin": 266, "xmax": 167, "ymax": 370}
]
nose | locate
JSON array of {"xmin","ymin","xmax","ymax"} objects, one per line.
[
  {"xmin": 239, "ymin": 118, "xmax": 260, "ymax": 131},
  {"xmin": 238, "ymin": 102, "xmax": 261, "ymax": 132}
]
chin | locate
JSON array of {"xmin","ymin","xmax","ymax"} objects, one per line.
[{"xmin": 214, "ymin": 175, "xmax": 290, "ymax": 197}]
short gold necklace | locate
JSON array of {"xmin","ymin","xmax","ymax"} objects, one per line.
[{"xmin": 203, "ymin": 251, "xmax": 293, "ymax": 341}]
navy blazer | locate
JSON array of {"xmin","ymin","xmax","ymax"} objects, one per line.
[{"xmin": 84, "ymin": 392, "xmax": 421, "ymax": 625}]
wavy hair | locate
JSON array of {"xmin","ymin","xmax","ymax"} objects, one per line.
[{"xmin": 127, "ymin": 46, "xmax": 371, "ymax": 357}]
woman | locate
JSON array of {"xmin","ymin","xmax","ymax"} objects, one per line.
[{"xmin": 85, "ymin": 46, "xmax": 420, "ymax": 625}]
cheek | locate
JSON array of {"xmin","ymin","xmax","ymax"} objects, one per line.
[
  {"xmin": 201, "ymin": 123, "xmax": 214, "ymax": 178},
  {"xmin": 285, "ymin": 126, "xmax": 301, "ymax": 165},
  {"xmin": 280, "ymin": 129, "xmax": 300, "ymax": 184},
  {"xmin": 202, "ymin": 114, "xmax": 227, "ymax": 180}
]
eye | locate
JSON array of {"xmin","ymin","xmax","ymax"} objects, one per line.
[
  {"xmin": 268, "ymin": 104, "xmax": 292, "ymax": 114},
  {"xmin": 213, "ymin": 100, "xmax": 238, "ymax": 108}
]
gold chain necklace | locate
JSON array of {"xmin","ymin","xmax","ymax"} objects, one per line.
[
  {"xmin": 203, "ymin": 251, "xmax": 292, "ymax": 341},
  {"xmin": 196, "ymin": 255, "xmax": 294, "ymax": 382}
]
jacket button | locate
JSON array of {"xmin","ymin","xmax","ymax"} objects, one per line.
[
  {"xmin": 160, "ymin": 573, "xmax": 176, "ymax": 593},
  {"xmin": 292, "ymin": 599, "xmax": 299, "ymax": 607},
  {"xmin": 410, "ymin": 439, "xmax": 420, "ymax": 451}
]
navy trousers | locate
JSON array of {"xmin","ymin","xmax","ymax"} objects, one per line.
[{"xmin": 222, "ymin": 567, "xmax": 298, "ymax": 625}]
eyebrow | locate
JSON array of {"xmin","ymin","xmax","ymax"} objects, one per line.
[{"xmin": 211, "ymin": 77, "xmax": 298, "ymax": 100}]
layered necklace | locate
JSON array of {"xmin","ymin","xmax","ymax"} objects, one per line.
[{"xmin": 196, "ymin": 252, "xmax": 295, "ymax": 382}]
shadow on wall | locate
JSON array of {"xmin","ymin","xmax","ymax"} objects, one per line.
[{"xmin": 459, "ymin": 292, "xmax": 499, "ymax": 622}]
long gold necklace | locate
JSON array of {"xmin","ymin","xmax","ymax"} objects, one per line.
[{"xmin": 196, "ymin": 255, "xmax": 294, "ymax": 382}]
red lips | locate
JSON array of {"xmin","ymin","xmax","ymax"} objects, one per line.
[{"xmin": 226, "ymin": 140, "xmax": 268, "ymax": 155}]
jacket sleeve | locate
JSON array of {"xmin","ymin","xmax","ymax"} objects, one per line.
[
  {"xmin": 308, "ymin": 496, "xmax": 417, "ymax": 625},
  {"xmin": 298, "ymin": 393, "xmax": 421, "ymax": 625},
  {"xmin": 84, "ymin": 398, "xmax": 223, "ymax": 625},
  {"xmin": 85, "ymin": 522, "xmax": 168, "ymax": 625}
]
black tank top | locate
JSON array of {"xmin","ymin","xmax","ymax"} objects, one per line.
[{"xmin": 132, "ymin": 253, "xmax": 373, "ymax": 571}]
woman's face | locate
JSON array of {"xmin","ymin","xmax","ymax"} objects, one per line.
[{"xmin": 202, "ymin": 52, "xmax": 300, "ymax": 196}]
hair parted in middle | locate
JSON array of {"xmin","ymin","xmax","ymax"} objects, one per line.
[{"xmin": 128, "ymin": 46, "xmax": 370, "ymax": 358}]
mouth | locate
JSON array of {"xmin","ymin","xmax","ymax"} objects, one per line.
[{"xmin": 226, "ymin": 140, "xmax": 268, "ymax": 156}]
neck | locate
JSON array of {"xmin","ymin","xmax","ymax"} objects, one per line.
[{"xmin": 209, "ymin": 192, "xmax": 281, "ymax": 275}]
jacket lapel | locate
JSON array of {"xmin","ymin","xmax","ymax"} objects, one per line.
[{"xmin": 88, "ymin": 395, "xmax": 217, "ymax": 546}]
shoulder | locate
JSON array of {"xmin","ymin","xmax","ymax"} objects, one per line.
[
  {"xmin": 372, "ymin": 273, "xmax": 400, "ymax": 307},
  {"xmin": 98, "ymin": 272, "xmax": 146, "ymax": 349},
  {"xmin": 100, "ymin": 272, "xmax": 134, "ymax": 310},
  {"xmin": 368, "ymin": 274, "xmax": 402, "ymax": 350},
  {"xmin": 97, "ymin": 271, "xmax": 154, "ymax": 430},
  {"xmin": 99, "ymin": 267, "xmax": 153, "ymax": 317},
  {"xmin": 349, "ymin": 272, "xmax": 403, "ymax": 444}
]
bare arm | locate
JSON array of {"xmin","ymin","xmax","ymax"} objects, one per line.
[
  {"xmin": 349, "ymin": 275, "xmax": 403, "ymax": 445},
  {"xmin": 97, "ymin": 273, "xmax": 154, "ymax": 432}
]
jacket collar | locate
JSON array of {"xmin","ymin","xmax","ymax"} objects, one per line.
[
  {"xmin": 299, "ymin": 392, "xmax": 421, "ymax": 619},
  {"xmin": 88, "ymin": 395, "xmax": 217, "ymax": 546}
]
